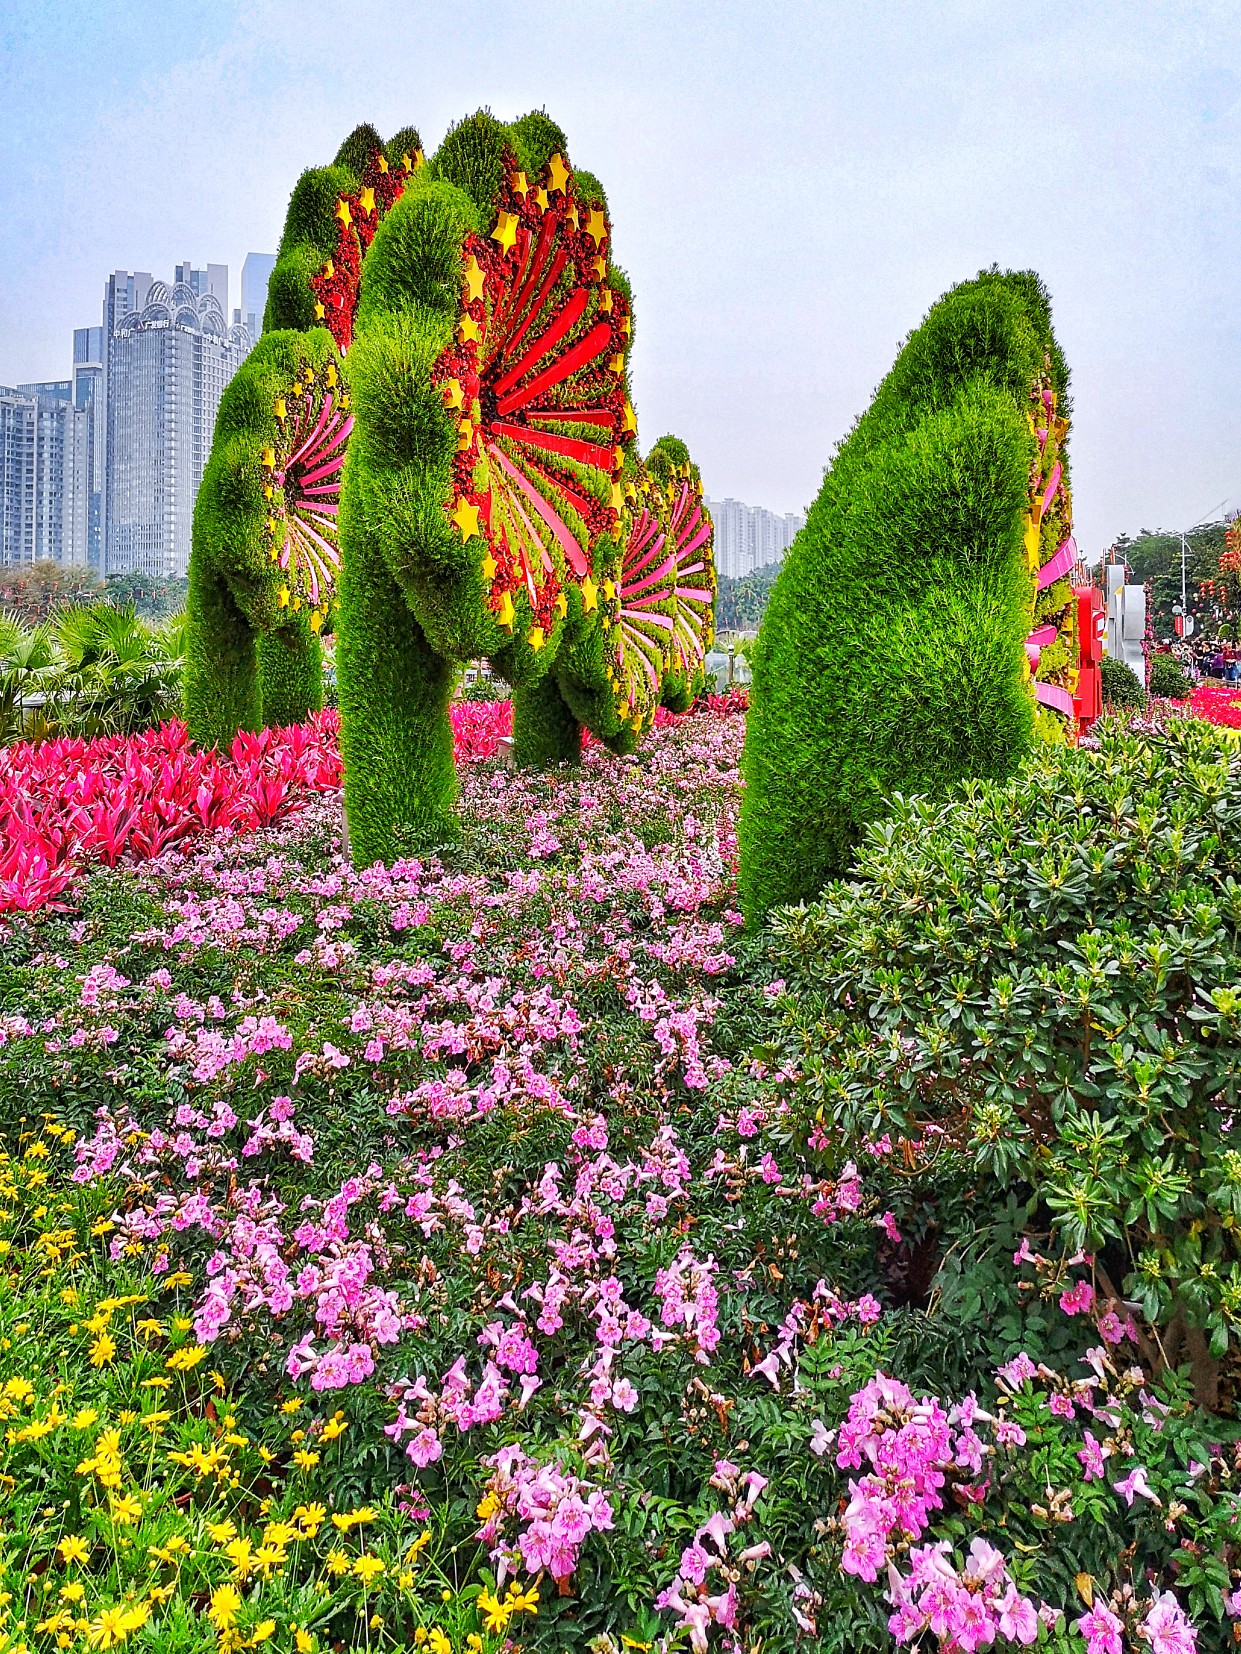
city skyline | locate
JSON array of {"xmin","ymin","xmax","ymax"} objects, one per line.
[{"xmin": 2, "ymin": 3, "xmax": 1239, "ymax": 558}]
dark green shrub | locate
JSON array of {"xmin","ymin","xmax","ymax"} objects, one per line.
[
  {"xmin": 770, "ymin": 717, "xmax": 1241, "ymax": 1406},
  {"xmin": 739, "ymin": 269, "xmax": 1074, "ymax": 923},
  {"xmin": 1100, "ymin": 650, "xmax": 1147, "ymax": 709},
  {"xmin": 1149, "ymin": 651, "xmax": 1192, "ymax": 700}
]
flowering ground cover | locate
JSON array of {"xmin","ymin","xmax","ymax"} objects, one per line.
[
  {"xmin": 1186, "ymin": 682, "xmax": 1241, "ymax": 730},
  {"xmin": 0, "ymin": 703, "xmax": 1238, "ymax": 1653}
]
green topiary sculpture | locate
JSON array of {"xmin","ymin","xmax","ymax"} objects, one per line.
[
  {"xmin": 185, "ymin": 114, "xmax": 715, "ymax": 863},
  {"xmin": 336, "ymin": 110, "xmax": 714, "ymax": 863},
  {"xmin": 184, "ymin": 124, "xmax": 424, "ymax": 750},
  {"xmin": 738, "ymin": 268, "xmax": 1077, "ymax": 923}
]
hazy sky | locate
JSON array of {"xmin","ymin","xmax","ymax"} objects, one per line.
[{"xmin": 1, "ymin": 0, "xmax": 1237, "ymax": 555}]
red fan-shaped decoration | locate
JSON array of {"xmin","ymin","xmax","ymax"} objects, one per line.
[
  {"xmin": 666, "ymin": 474, "xmax": 716, "ymax": 673},
  {"xmin": 263, "ymin": 359, "xmax": 352, "ymax": 623},
  {"xmin": 433, "ymin": 149, "xmax": 635, "ymax": 644}
]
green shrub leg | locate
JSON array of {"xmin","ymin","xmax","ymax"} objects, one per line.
[
  {"xmin": 337, "ymin": 535, "xmax": 457, "ymax": 866},
  {"xmin": 511, "ymin": 671, "xmax": 583, "ymax": 767},
  {"xmin": 183, "ymin": 550, "xmax": 261, "ymax": 750},
  {"xmin": 257, "ymin": 627, "xmax": 323, "ymax": 729}
]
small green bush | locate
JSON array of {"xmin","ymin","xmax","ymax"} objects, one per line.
[
  {"xmin": 1100, "ymin": 650, "xmax": 1147, "ymax": 709},
  {"xmin": 770, "ymin": 717, "xmax": 1241, "ymax": 1408},
  {"xmin": 1148, "ymin": 651, "xmax": 1192, "ymax": 700}
]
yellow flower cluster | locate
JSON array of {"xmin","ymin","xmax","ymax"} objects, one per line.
[{"xmin": 0, "ymin": 1120, "xmax": 505, "ymax": 1654}]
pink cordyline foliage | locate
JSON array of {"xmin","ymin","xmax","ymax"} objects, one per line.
[{"xmin": 0, "ymin": 713, "xmax": 341, "ymax": 913}]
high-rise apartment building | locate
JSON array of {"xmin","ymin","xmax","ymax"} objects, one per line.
[
  {"xmin": 0, "ymin": 382, "xmax": 91, "ymax": 566},
  {"xmin": 72, "ymin": 327, "xmax": 105, "ymax": 568},
  {"xmin": 703, "ymin": 496, "xmax": 805, "ymax": 580},
  {"xmin": 236, "ymin": 253, "xmax": 277, "ymax": 339},
  {"xmin": 105, "ymin": 275, "xmax": 250, "ymax": 576}
]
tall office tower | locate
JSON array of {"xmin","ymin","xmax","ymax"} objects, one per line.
[
  {"xmin": 238, "ymin": 253, "xmax": 277, "ymax": 339},
  {"xmin": 100, "ymin": 272, "xmax": 154, "ymax": 558},
  {"xmin": 73, "ymin": 327, "xmax": 105, "ymax": 567},
  {"xmin": 0, "ymin": 383, "xmax": 90, "ymax": 566},
  {"xmin": 105, "ymin": 277, "xmax": 250, "ymax": 576},
  {"xmin": 174, "ymin": 262, "xmax": 229, "ymax": 313}
]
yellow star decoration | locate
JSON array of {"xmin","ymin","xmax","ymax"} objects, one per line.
[
  {"xmin": 599, "ymin": 289, "xmax": 613, "ymax": 313},
  {"xmin": 441, "ymin": 379, "xmax": 464, "ymax": 411},
  {"xmin": 610, "ymin": 481, "xmax": 624, "ymax": 512},
  {"xmin": 608, "ymin": 354, "xmax": 625, "ymax": 376},
  {"xmin": 621, "ymin": 402, "xmax": 637, "ymax": 435},
  {"xmin": 322, "ymin": 258, "xmax": 335, "ymax": 279},
  {"xmin": 533, "ymin": 186, "xmax": 549, "ymax": 213},
  {"xmin": 358, "ymin": 186, "xmax": 375, "ymax": 215},
  {"xmin": 620, "ymin": 315, "xmax": 633, "ymax": 338},
  {"xmin": 376, "ymin": 154, "xmax": 389, "ymax": 174},
  {"xmin": 528, "ymin": 626, "xmax": 545, "ymax": 652},
  {"xmin": 564, "ymin": 204, "xmax": 579, "ymax": 231},
  {"xmin": 463, "ymin": 255, "xmax": 485, "ymax": 303},
  {"xmin": 451, "ymin": 497, "xmax": 481, "ymax": 541},
  {"xmin": 492, "ymin": 211, "xmax": 519, "ymax": 254},
  {"xmin": 273, "ymin": 398, "xmax": 287, "ymax": 421},
  {"xmin": 278, "ymin": 586, "xmax": 290, "ymax": 608},
  {"xmin": 458, "ymin": 314, "xmax": 483, "ymax": 345},
  {"xmin": 413, "ymin": 148, "xmax": 426, "ymax": 169},
  {"xmin": 457, "ymin": 419, "xmax": 474, "ymax": 452},
  {"xmin": 547, "ymin": 153, "xmax": 570, "ymax": 194},
  {"xmin": 309, "ymin": 610, "xmax": 323, "ymax": 632},
  {"xmin": 325, "ymin": 362, "xmax": 337, "ymax": 387},
  {"xmin": 592, "ymin": 256, "xmax": 607, "ymax": 282},
  {"xmin": 555, "ymin": 591, "xmax": 568, "ymax": 618},
  {"xmin": 612, "ymin": 446, "xmax": 625, "ymax": 474},
  {"xmin": 335, "ymin": 199, "xmax": 352, "ymax": 229},
  {"xmin": 603, "ymin": 578, "xmax": 616, "ymax": 600},
  {"xmin": 314, "ymin": 302, "xmax": 326, "ymax": 320},
  {"xmin": 1023, "ymin": 515, "xmax": 1041, "ymax": 569},
  {"xmin": 584, "ymin": 207, "xmax": 607, "ymax": 247},
  {"xmin": 510, "ymin": 170, "xmax": 529, "ymax": 197},
  {"xmin": 480, "ymin": 553, "xmax": 497, "ymax": 581},
  {"xmin": 580, "ymin": 575, "xmax": 598, "ymax": 612},
  {"xmin": 261, "ymin": 448, "xmax": 276, "ymax": 470},
  {"xmin": 496, "ymin": 591, "xmax": 515, "ymax": 630}
]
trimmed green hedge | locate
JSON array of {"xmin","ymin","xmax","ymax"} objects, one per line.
[
  {"xmin": 739, "ymin": 269, "xmax": 1068, "ymax": 923},
  {"xmin": 1148, "ymin": 652, "xmax": 1192, "ymax": 700},
  {"xmin": 1100, "ymin": 652, "xmax": 1147, "ymax": 710}
]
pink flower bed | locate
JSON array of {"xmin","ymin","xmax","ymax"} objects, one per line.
[
  {"xmin": 0, "ymin": 693, "xmax": 749, "ymax": 915},
  {"xmin": 1186, "ymin": 681, "xmax": 1241, "ymax": 729}
]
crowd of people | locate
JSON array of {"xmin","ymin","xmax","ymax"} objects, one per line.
[{"xmin": 1184, "ymin": 638, "xmax": 1241, "ymax": 684}]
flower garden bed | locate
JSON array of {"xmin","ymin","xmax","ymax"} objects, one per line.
[{"xmin": 0, "ymin": 701, "xmax": 1236, "ymax": 1653}]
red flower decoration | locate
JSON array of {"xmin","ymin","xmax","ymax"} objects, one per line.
[{"xmin": 432, "ymin": 149, "xmax": 634, "ymax": 637}]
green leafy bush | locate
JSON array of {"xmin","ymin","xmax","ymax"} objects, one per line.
[
  {"xmin": 1100, "ymin": 651, "xmax": 1147, "ymax": 709},
  {"xmin": 739, "ymin": 269, "xmax": 1071, "ymax": 923},
  {"xmin": 770, "ymin": 717, "xmax": 1241, "ymax": 1407},
  {"xmin": 1149, "ymin": 651, "xmax": 1193, "ymax": 700},
  {"xmin": 0, "ymin": 603, "xmax": 183, "ymax": 744}
]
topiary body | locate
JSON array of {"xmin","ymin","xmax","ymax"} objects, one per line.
[{"xmin": 739, "ymin": 269, "xmax": 1075, "ymax": 923}]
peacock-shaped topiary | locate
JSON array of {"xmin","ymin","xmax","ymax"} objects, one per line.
[{"xmin": 183, "ymin": 112, "xmax": 715, "ymax": 866}]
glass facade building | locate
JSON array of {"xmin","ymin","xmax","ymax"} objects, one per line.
[{"xmin": 104, "ymin": 277, "xmax": 250, "ymax": 576}]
